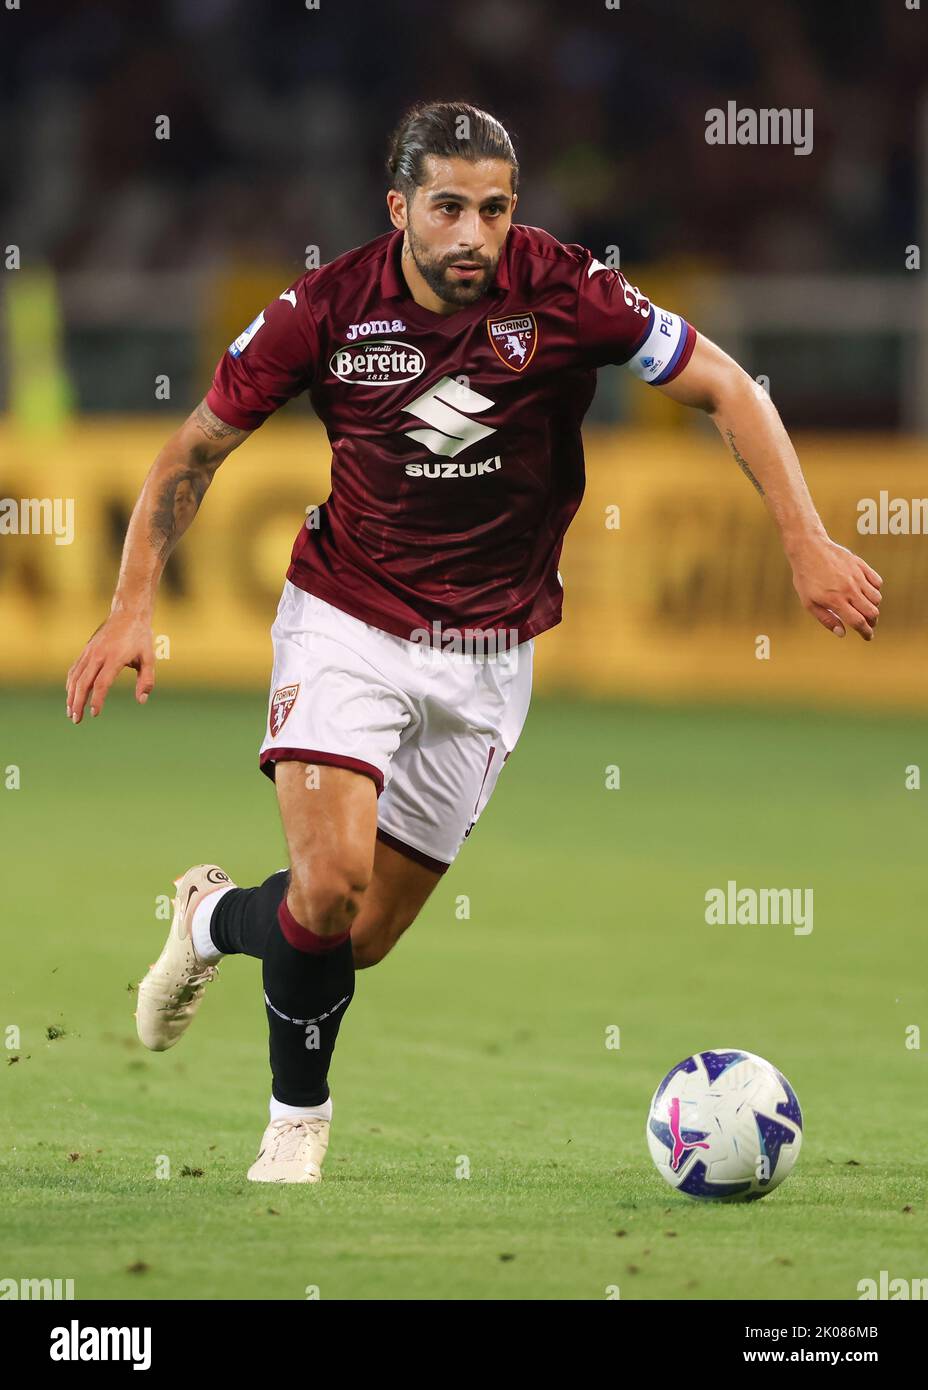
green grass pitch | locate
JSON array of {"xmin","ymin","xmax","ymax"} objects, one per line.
[{"xmin": 1, "ymin": 687, "xmax": 924, "ymax": 1300}]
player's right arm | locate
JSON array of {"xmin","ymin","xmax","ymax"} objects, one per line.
[
  {"xmin": 65, "ymin": 401, "xmax": 250, "ymax": 724},
  {"xmin": 66, "ymin": 272, "xmax": 319, "ymax": 724}
]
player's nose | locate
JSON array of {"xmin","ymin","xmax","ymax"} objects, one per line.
[{"xmin": 456, "ymin": 214, "xmax": 486, "ymax": 252}]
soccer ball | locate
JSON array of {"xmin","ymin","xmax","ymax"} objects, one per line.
[{"xmin": 646, "ymin": 1049, "xmax": 803, "ymax": 1201}]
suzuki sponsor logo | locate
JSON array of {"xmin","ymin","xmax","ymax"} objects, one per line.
[
  {"xmin": 401, "ymin": 376, "xmax": 496, "ymax": 457},
  {"xmin": 345, "ymin": 318, "xmax": 407, "ymax": 341},
  {"xmin": 329, "ymin": 340, "xmax": 424, "ymax": 386},
  {"xmin": 405, "ymin": 455, "xmax": 502, "ymax": 479}
]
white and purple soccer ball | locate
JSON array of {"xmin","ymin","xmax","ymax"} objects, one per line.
[{"xmin": 646, "ymin": 1049, "xmax": 803, "ymax": 1201}]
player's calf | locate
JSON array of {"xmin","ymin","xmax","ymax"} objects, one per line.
[
  {"xmin": 350, "ymin": 908, "xmax": 415, "ymax": 968},
  {"xmin": 349, "ymin": 837, "xmax": 444, "ymax": 968}
]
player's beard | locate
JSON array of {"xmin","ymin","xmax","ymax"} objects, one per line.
[{"xmin": 405, "ymin": 224, "xmax": 496, "ymax": 307}]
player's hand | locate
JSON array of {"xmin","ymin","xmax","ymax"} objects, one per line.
[
  {"xmin": 66, "ymin": 612, "xmax": 156, "ymax": 723},
  {"xmin": 789, "ymin": 535, "xmax": 883, "ymax": 640}
]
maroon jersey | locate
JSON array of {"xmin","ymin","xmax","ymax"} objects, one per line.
[{"xmin": 206, "ymin": 224, "xmax": 696, "ymax": 644}]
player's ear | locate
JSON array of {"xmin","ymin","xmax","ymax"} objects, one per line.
[
  {"xmin": 386, "ymin": 189, "xmax": 407, "ymax": 231},
  {"xmin": 510, "ymin": 192, "xmax": 518, "ymax": 219}
]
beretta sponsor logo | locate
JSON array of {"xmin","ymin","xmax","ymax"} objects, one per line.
[{"xmin": 329, "ymin": 340, "xmax": 425, "ymax": 386}]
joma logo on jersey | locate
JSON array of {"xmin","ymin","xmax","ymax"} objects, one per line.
[
  {"xmin": 344, "ymin": 318, "xmax": 407, "ymax": 341},
  {"xmin": 329, "ymin": 341, "xmax": 424, "ymax": 386},
  {"xmin": 405, "ymin": 455, "xmax": 502, "ymax": 479},
  {"xmin": 487, "ymin": 313, "xmax": 537, "ymax": 372}
]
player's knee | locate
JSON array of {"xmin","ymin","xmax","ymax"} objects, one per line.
[{"xmin": 288, "ymin": 860, "xmax": 371, "ymax": 937}]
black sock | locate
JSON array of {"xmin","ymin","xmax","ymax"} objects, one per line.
[
  {"xmin": 262, "ymin": 896, "xmax": 355, "ymax": 1107},
  {"xmin": 210, "ymin": 871, "xmax": 289, "ymax": 959}
]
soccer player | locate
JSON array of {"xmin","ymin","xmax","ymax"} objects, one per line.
[{"xmin": 65, "ymin": 102, "xmax": 882, "ymax": 1183}]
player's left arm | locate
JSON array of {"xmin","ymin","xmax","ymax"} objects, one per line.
[{"xmin": 655, "ymin": 334, "xmax": 883, "ymax": 640}]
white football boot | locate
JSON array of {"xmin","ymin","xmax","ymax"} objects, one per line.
[
  {"xmin": 135, "ymin": 864, "xmax": 235, "ymax": 1051},
  {"xmin": 246, "ymin": 1116, "xmax": 330, "ymax": 1184}
]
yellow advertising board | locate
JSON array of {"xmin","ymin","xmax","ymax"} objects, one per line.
[{"xmin": 0, "ymin": 419, "xmax": 925, "ymax": 709}]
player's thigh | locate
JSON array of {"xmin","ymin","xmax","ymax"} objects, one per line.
[
  {"xmin": 376, "ymin": 640, "xmax": 534, "ymax": 869},
  {"xmin": 275, "ymin": 761, "xmax": 379, "ymax": 932},
  {"xmin": 350, "ymin": 836, "xmax": 443, "ymax": 969}
]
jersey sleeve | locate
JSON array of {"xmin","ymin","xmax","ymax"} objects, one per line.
[
  {"xmin": 576, "ymin": 252, "xmax": 697, "ymax": 385},
  {"xmin": 205, "ymin": 274, "xmax": 319, "ymax": 430}
]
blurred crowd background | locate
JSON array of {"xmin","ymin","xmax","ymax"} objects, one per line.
[
  {"xmin": 2, "ymin": 0, "xmax": 926, "ymax": 425},
  {"xmin": 2, "ymin": 0, "xmax": 927, "ymax": 705},
  {"xmin": 3, "ymin": 0, "xmax": 925, "ymax": 274}
]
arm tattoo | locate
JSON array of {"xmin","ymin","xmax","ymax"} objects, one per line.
[
  {"xmin": 193, "ymin": 399, "xmax": 246, "ymax": 442},
  {"xmin": 725, "ymin": 429, "xmax": 765, "ymax": 497},
  {"xmin": 150, "ymin": 468, "xmax": 210, "ymax": 559},
  {"xmin": 147, "ymin": 402, "xmax": 244, "ymax": 560}
]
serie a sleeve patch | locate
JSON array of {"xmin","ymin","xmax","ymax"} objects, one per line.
[{"xmin": 624, "ymin": 306, "xmax": 692, "ymax": 385}]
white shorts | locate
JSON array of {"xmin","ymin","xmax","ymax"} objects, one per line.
[{"xmin": 258, "ymin": 581, "xmax": 534, "ymax": 873}]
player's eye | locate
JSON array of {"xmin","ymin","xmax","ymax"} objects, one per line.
[
  {"xmin": 438, "ymin": 203, "xmax": 460, "ymax": 214},
  {"xmin": 484, "ymin": 204, "xmax": 506, "ymax": 216}
]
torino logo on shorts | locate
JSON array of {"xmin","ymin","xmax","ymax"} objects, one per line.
[
  {"xmin": 269, "ymin": 683, "xmax": 300, "ymax": 737},
  {"xmin": 625, "ymin": 306, "xmax": 691, "ymax": 385}
]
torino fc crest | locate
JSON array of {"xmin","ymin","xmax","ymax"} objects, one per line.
[
  {"xmin": 487, "ymin": 313, "xmax": 537, "ymax": 372},
  {"xmin": 269, "ymin": 683, "xmax": 299, "ymax": 737}
]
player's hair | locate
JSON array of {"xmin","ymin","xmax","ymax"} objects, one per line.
[{"xmin": 386, "ymin": 101, "xmax": 519, "ymax": 199}]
